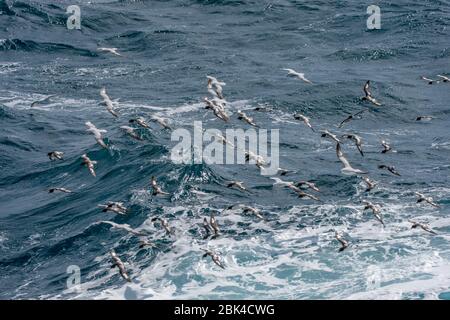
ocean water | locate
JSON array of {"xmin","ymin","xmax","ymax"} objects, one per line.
[{"xmin": 1, "ymin": 0, "xmax": 450, "ymax": 300}]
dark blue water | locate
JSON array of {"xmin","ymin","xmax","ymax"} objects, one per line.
[{"xmin": 1, "ymin": 0, "xmax": 450, "ymax": 299}]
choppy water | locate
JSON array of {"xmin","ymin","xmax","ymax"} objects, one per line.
[{"xmin": 1, "ymin": 0, "xmax": 450, "ymax": 300}]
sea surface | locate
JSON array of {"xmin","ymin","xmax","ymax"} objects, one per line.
[{"xmin": 1, "ymin": 0, "xmax": 450, "ymax": 300}]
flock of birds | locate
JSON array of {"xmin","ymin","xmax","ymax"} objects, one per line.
[{"xmin": 30, "ymin": 48, "xmax": 445, "ymax": 282}]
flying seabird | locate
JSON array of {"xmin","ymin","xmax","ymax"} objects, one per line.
[
  {"xmin": 342, "ymin": 134, "xmax": 364, "ymax": 156},
  {"xmin": 227, "ymin": 181, "xmax": 248, "ymax": 192},
  {"xmin": 362, "ymin": 81, "xmax": 381, "ymax": 106},
  {"xmin": 120, "ymin": 126, "xmax": 143, "ymax": 141},
  {"xmin": 207, "ymin": 76, "xmax": 226, "ymax": 99},
  {"xmin": 338, "ymin": 110, "xmax": 365, "ymax": 128},
  {"xmin": 151, "ymin": 176, "xmax": 169, "ymax": 196},
  {"xmin": 378, "ymin": 165, "xmax": 400, "ymax": 176},
  {"xmin": 335, "ymin": 231, "xmax": 349, "ymax": 252},
  {"xmin": 129, "ymin": 117, "xmax": 150, "ymax": 129},
  {"xmin": 98, "ymin": 47, "xmax": 122, "ymax": 57},
  {"xmin": 294, "ymin": 113, "xmax": 315, "ymax": 132},
  {"xmin": 48, "ymin": 151, "xmax": 64, "ymax": 161},
  {"xmin": 110, "ymin": 250, "xmax": 131, "ymax": 282},
  {"xmin": 237, "ymin": 110, "xmax": 258, "ymax": 127},
  {"xmin": 210, "ymin": 213, "xmax": 220, "ymax": 237},
  {"xmin": 48, "ymin": 187, "xmax": 72, "ymax": 194},
  {"xmin": 150, "ymin": 115, "xmax": 171, "ymax": 130},
  {"xmin": 283, "ymin": 68, "xmax": 312, "ymax": 84},
  {"xmin": 215, "ymin": 133, "xmax": 234, "ymax": 147},
  {"xmin": 241, "ymin": 205, "xmax": 264, "ymax": 220},
  {"xmin": 296, "ymin": 190, "xmax": 321, "ymax": 202},
  {"xmin": 99, "ymin": 88, "xmax": 119, "ymax": 118},
  {"xmin": 415, "ymin": 192, "xmax": 440, "ymax": 208},
  {"xmin": 30, "ymin": 94, "xmax": 56, "ymax": 108},
  {"xmin": 271, "ymin": 177, "xmax": 303, "ymax": 194},
  {"xmin": 205, "ymin": 98, "xmax": 229, "ymax": 122},
  {"xmin": 98, "ymin": 221, "xmax": 145, "ymax": 236},
  {"xmin": 381, "ymin": 140, "xmax": 392, "ymax": 153},
  {"xmin": 203, "ymin": 217, "xmax": 212, "ymax": 237},
  {"xmin": 81, "ymin": 154, "xmax": 97, "ymax": 177},
  {"xmin": 296, "ymin": 181, "xmax": 320, "ymax": 192},
  {"xmin": 151, "ymin": 217, "xmax": 172, "ymax": 235},
  {"xmin": 437, "ymin": 75, "xmax": 450, "ymax": 82},
  {"xmin": 360, "ymin": 176, "xmax": 377, "ymax": 192},
  {"xmin": 362, "ymin": 201, "xmax": 385, "ymax": 227},
  {"xmin": 336, "ymin": 143, "xmax": 368, "ymax": 175},
  {"xmin": 139, "ymin": 239, "xmax": 156, "ymax": 249},
  {"xmin": 98, "ymin": 202, "xmax": 127, "ymax": 215},
  {"xmin": 409, "ymin": 220, "xmax": 437, "ymax": 235},
  {"xmin": 202, "ymin": 249, "xmax": 225, "ymax": 269},
  {"xmin": 320, "ymin": 130, "xmax": 341, "ymax": 143},
  {"xmin": 85, "ymin": 121, "xmax": 108, "ymax": 149},
  {"xmin": 421, "ymin": 76, "xmax": 439, "ymax": 85},
  {"xmin": 416, "ymin": 116, "xmax": 433, "ymax": 121}
]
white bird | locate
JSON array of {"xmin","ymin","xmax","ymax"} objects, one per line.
[
  {"xmin": 120, "ymin": 126, "xmax": 143, "ymax": 141},
  {"xmin": 294, "ymin": 113, "xmax": 315, "ymax": 132},
  {"xmin": 378, "ymin": 164, "xmax": 400, "ymax": 176},
  {"xmin": 416, "ymin": 116, "xmax": 433, "ymax": 122},
  {"xmin": 296, "ymin": 181, "xmax": 320, "ymax": 192},
  {"xmin": 381, "ymin": 140, "xmax": 392, "ymax": 153},
  {"xmin": 99, "ymin": 88, "xmax": 119, "ymax": 118},
  {"xmin": 207, "ymin": 76, "xmax": 226, "ymax": 99},
  {"xmin": 360, "ymin": 176, "xmax": 377, "ymax": 192},
  {"xmin": 205, "ymin": 98, "xmax": 229, "ymax": 122},
  {"xmin": 85, "ymin": 121, "xmax": 108, "ymax": 149},
  {"xmin": 98, "ymin": 202, "xmax": 127, "ymax": 215},
  {"xmin": 98, "ymin": 221, "xmax": 145, "ymax": 236},
  {"xmin": 283, "ymin": 68, "xmax": 312, "ymax": 84},
  {"xmin": 81, "ymin": 154, "xmax": 97, "ymax": 177},
  {"xmin": 362, "ymin": 81, "xmax": 381, "ymax": 106},
  {"xmin": 110, "ymin": 250, "xmax": 131, "ymax": 282},
  {"xmin": 150, "ymin": 115, "xmax": 171, "ymax": 130},
  {"xmin": 151, "ymin": 217, "xmax": 172, "ymax": 235},
  {"xmin": 98, "ymin": 47, "xmax": 122, "ymax": 57},
  {"xmin": 226, "ymin": 181, "xmax": 248, "ymax": 192},
  {"xmin": 336, "ymin": 143, "xmax": 367, "ymax": 175}
]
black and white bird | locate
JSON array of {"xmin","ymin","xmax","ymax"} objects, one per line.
[
  {"xmin": 416, "ymin": 116, "xmax": 433, "ymax": 122},
  {"xmin": 360, "ymin": 176, "xmax": 377, "ymax": 192},
  {"xmin": 150, "ymin": 115, "xmax": 171, "ymax": 130},
  {"xmin": 48, "ymin": 187, "xmax": 72, "ymax": 194},
  {"xmin": 296, "ymin": 181, "xmax": 320, "ymax": 193},
  {"xmin": 202, "ymin": 249, "xmax": 225, "ymax": 269},
  {"xmin": 30, "ymin": 94, "xmax": 56, "ymax": 108},
  {"xmin": 98, "ymin": 202, "xmax": 127, "ymax": 215},
  {"xmin": 120, "ymin": 126, "xmax": 143, "ymax": 141},
  {"xmin": 362, "ymin": 81, "xmax": 381, "ymax": 106},
  {"xmin": 362, "ymin": 201, "xmax": 385, "ymax": 227},
  {"xmin": 378, "ymin": 165, "xmax": 401, "ymax": 176},
  {"xmin": 237, "ymin": 110, "xmax": 257, "ymax": 127},
  {"xmin": 48, "ymin": 151, "xmax": 64, "ymax": 161},
  {"xmin": 81, "ymin": 154, "xmax": 97, "ymax": 177},
  {"xmin": 110, "ymin": 250, "xmax": 131, "ymax": 282},
  {"xmin": 335, "ymin": 231, "xmax": 349, "ymax": 252},
  {"xmin": 151, "ymin": 176, "xmax": 169, "ymax": 196},
  {"xmin": 421, "ymin": 76, "xmax": 439, "ymax": 85},
  {"xmin": 342, "ymin": 134, "xmax": 364, "ymax": 156},
  {"xmin": 207, "ymin": 76, "xmax": 226, "ymax": 99},
  {"xmin": 227, "ymin": 181, "xmax": 248, "ymax": 192},
  {"xmin": 409, "ymin": 220, "xmax": 437, "ymax": 235},
  {"xmin": 129, "ymin": 117, "xmax": 150, "ymax": 129},
  {"xmin": 98, "ymin": 221, "xmax": 145, "ymax": 236},
  {"xmin": 320, "ymin": 130, "xmax": 341, "ymax": 143},
  {"xmin": 338, "ymin": 110, "xmax": 365, "ymax": 128},
  {"xmin": 415, "ymin": 192, "xmax": 440, "ymax": 208},
  {"xmin": 151, "ymin": 217, "xmax": 172, "ymax": 235},
  {"xmin": 381, "ymin": 140, "xmax": 392, "ymax": 153},
  {"xmin": 294, "ymin": 113, "xmax": 315, "ymax": 132},
  {"xmin": 437, "ymin": 75, "xmax": 450, "ymax": 82}
]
